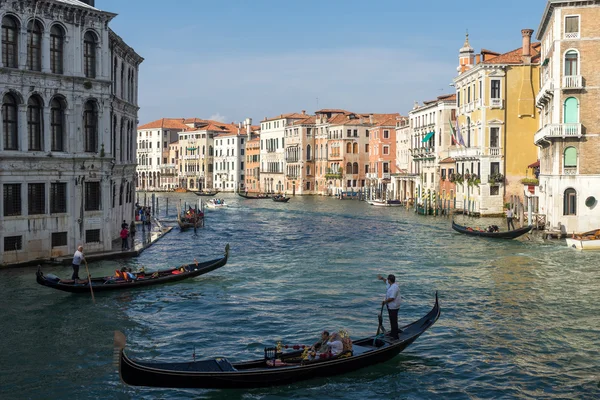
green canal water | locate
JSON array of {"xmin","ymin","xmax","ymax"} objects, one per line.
[{"xmin": 1, "ymin": 194, "xmax": 599, "ymax": 399}]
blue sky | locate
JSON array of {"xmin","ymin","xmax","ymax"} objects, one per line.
[{"xmin": 100, "ymin": 0, "xmax": 547, "ymax": 125}]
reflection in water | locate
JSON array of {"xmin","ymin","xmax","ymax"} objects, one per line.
[{"xmin": 0, "ymin": 193, "xmax": 598, "ymax": 399}]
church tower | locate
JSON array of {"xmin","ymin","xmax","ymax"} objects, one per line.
[{"xmin": 458, "ymin": 33, "xmax": 474, "ymax": 75}]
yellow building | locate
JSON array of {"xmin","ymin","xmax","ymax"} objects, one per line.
[{"xmin": 450, "ymin": 30, "xmax": 540, "ymax": 216}]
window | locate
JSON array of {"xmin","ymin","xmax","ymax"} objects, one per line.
[
  {"xmin": 565, "ymin": 50, "xmax": 578, "ymax": 76},
  {"xmin": 85, "ymin": 182, "xmax": 101, "ymax": 211},
  {"xmin": 565, "ymin": 16, "xmax": 580, "ymax": 39},
  {"xmin": 28, "ymin": 96, "xmax": 43, "ymax": 151},
  {"xmin": 52, "ymin": 232, "xmax": 68, "ymax": 247},
  {"xmin": 383, "ymin": 146, "xmax": 390, "ymax": 155},
  {"xmin": 2, "ymin": 93, "xmax": 18, "ymax": 150},
  {"xmin": 50, "ymin": 25, "xmax": 64, "ymax": 74},
  {"xmin": 50, "ymin": 183, "xmax": 67, "ymax": 213},
  {"xmin": 491, "ymin": 162, "xmax": 500, "ymax": 176},
  {"xmin": 50, "ymin": 98, "xmax": 65, "ymax": 151},
  {"xmin": 2, "ymin": 16, "xmax": 19, "ymax": 68},
  {"xmin": 4, "ymin": 236, "xmax": 22, "ymax": 251},
  {"xmin": 83, "ymin": 32, "xmax": 96, "ymax": 78},
  {"xmin": 3, "ymin": 184, "xmax": 21, "ymax": 216},
  {"xmin": 490, "ymin": 186, "xmax": 499, "ymax": 196},
  {"xmin": 564, "ymin": 97, "xmax": 579, "ymax": 124},
  {"xmin": 383, "ymin": 163, "xmax": 389, "ymax": 173},
  {"xmin": 28, "ymin": 183, "xmax": 45, "ymax": 215},
  {"xmin": 491, "ymin": 80, "xmax": 501, "ymax": 99},
  {"xmin": 86, "ymin": 229, "xmax": 101, "ymax": 243},
  {"xmin": 490, "ymin": 127, "xmax": 500, "ymax": 148},
  {"xmin": 383, "ymin": 130, "xmax": 389, "ymax": 139},
  {"xmin": 27, "ymin": 20, "xmax": 42, "ymax": 71},
  {"xmin": 441, "ymin": 169, "xmax": 447, "ymax": 180},
  {"xmin": 365, "ymin": 144, "xmax": 369, "ymax": 152},
  {"xmin": 84, "ymin": 101, "xmax": 98, "ymax": 152},
  {"xmin": 564, "ymin": 188, "xmax": 577, "ymax": 215}
]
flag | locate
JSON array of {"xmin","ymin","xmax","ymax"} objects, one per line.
[
  {"xmin": 449, "ymin": 118, "xmax": 458, "ymax": 145},
  {"xmin": 456, "ymin": 120, "xmax": 466, "ymax": 147}
]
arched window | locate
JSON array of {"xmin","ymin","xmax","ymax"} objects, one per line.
[
  {"xmin": 83, "ymin": 100, "xmax": 98, "ymax": 152},
  {"xmin": 564, "ymin": 50, "xmax": 578, "ymax": 76},
  {"xmin": 2, "ymin": 16, "xmax": 19, "ymax": 68},
  {"xmin": 353, "ymin": 162, "xmax": 359, "ymax": 174},
  {"xmin": 564, "ymin": 188, "xmax": 577, "ymax": 215},
  {"xmin": 83, "ymin": 32, "xmax": 97, "ymax": 78},
  {"xmin": 353, "ymin": 143, "xmax": 358, "ymax": 153},
  {"xmin": 564, "ymin": 147, "xmax": 577, "ymax": 168},
  {"xmin": 50, "ymin": 25, "xmax": 64, "ymax": 74},
  {"xmin": 306, "ymin": 144, "xmax": 311, "ymax": 160},
  {"xmin": 27, "ymin": 20, "xmax": 43, "ymax": 71},
  {"xmin": 3, "ymin": 93, "xmax": 18, "ymax": 150},
  {"xmin": 50, "ymin": 97, "xmax": 66, "ymax": 151},
  {"xmin": 346, "ymin": 162, "xmax": 352, "ymax": 173},
  {"xmin": 27, "ymin": 95, "xmax": 43, "ymax": 151},
  {"xmin": 564, "ymin": 97, "xmax": 579, "ymax": 124},
  {"xmin": 346, "ymin": 142, "xmax": 352, "ymax": 153}
]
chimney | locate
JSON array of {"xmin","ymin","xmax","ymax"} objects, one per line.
[
  {"xmin": 521, "ymin": 29, "xmax": 534, "ymax": 64},
  {"xmin": 475, "ymin": 54, "xmax": 481, "ymax": 64},
  {"xmin": 369, "ymin": 114, "xmax": 374, "ymax": 124},
  {"xmin": 302, "ymin": 110, "xmax": 306, "ymax": 115}
]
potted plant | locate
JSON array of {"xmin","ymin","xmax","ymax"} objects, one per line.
[{"xmin": 489, "ymin": 173, "xmax": 504, "ymax": 185}]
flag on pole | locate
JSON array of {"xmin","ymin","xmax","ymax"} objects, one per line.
[
  {"xmin": 456, "ymin": 120, "xmax": 466, "ymax": 147},
  {"xmin": 449, "ymin": 118, "xmax": 458, "ymax": 145}
]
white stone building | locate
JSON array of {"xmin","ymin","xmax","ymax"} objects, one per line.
[
  {"xmin": 0, "ymin": 0, "xmax": 142, "ymax": 266},
  {"xmin": 213, "ymin": 124, "xmax": 247, "ymax": 192}
]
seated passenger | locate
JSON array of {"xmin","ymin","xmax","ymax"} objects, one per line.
[
  {"xmin": 311, "ymin": 330, "xmax": 330, "ymax": 352},
  {"xmin": 326, "ymin": 332, "xmax": 344, "ymax": 356}
]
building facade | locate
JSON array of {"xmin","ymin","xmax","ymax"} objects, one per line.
[
  {"xmin": 284, "ymin": 115, "xmax": 315, "ymax": 195},
  {"xmin": 1, "ymin": 0, "xmax": 142, "ymax": 265},
  {"xmin": 535, "ymin": 0, "xmax": 600, "ymax": 232}
]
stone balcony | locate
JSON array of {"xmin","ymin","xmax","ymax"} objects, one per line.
[
  {"xmin": 536, "ymin": 79, "xmax": 555, "ymax": 107},
  {"xmin": 562, "ymin": 75, "xmax": 583, "ymax": 90},
  {"xmin": 490, "ymin": 98, "xmax": 503, "ymax": 109},
  {"xmin": 534, "ymin": 123, "xmax": 582, "ymax": 145},
  {"xmin": 449, "ymin": 146, "xmax": 481, "ymax": 160}
]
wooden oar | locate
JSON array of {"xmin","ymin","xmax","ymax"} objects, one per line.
[
  {"xmin": 374, "ymin": 302, "xmax": 386, "ymax": 345},
  {"xmin": 83, "ymin": 258, "xmax": 96, "ymax": 304}
]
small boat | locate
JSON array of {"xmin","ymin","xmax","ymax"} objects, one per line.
[
  {"xmin": 565, "ymin": 229, "xmax": 600, "ymax": 250},
  {"xmin": 174, "ymin": 187, "xmax": 187, "ymax": 193},
  {"xmin": 205, "ymin": 199, "xmax": 226, "ymax": 209},
  {"xmin": 177, "ymin": 216, "xmax": 203, "ymax": 231},
  {"xmin": 36, "ymin": 244, "xmax": 229, "ymax": 293},
  {"xmin": 368, "ymin": 199, "xmax": 402, "ymax": 207},
  {"xmin": 194, "ymin": 190, "xmax": 219, "ymax": 197},
  {"xmin": 272, "ymin": 195, "xmax": 290, "ymax": 203},
  {"xmin": 451, "ymin": 220, "xmax": 533, "ymax": 239},
  {"xmin": 237, "ymin": 192, "xmax": 271, "ymax": 199},
  {"xmin": 116, "ymin": 293, "xmax": 440, "ymax": 389}
]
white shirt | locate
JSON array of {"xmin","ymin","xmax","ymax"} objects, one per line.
[
  {"xmin": 507, "ymin": 209, "xmax": 514, "ymax": 218},
  {"xmin": 72, "ymin": 250, "xmax": 84, "ymax": 266},
  {"xmin": 386, "ymin": 282, "xmax": 401, "ymax": 310},
  {"xmin": 327, "ymin": 340, "xmax": 344, "ymax": 355}
]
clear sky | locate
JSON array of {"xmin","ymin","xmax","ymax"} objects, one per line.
[{"xmin": 100, "ymin": 0, "xmax": 547, "ymax": 125}]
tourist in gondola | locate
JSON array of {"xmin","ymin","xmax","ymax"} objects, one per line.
[
  {"xmin": 377, "ymin": 273, "xmax": 401, "ymax": 339},
  {"xmin": 325, "ymin": 332, "xmax": 344, "ymax": 356},
  {"xmin": 311, "ymin": 330, "xmax": 330, "ymax": 352}
]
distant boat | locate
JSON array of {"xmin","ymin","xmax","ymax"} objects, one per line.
[
  {"xmin": 451, "ymin": 220, "xmax": 532, "ymax": 239},
  {"xmin": 566, "ymin": 229, "xmax": 600, "ymax": 250},
  {"xmin": 238, "ymin": 193, "xmax": 271, "ymax": 199},
  {"xmin": 194, "ymin": 190, "xmax": 219, "ymax": 197},
  {"xmin": 368, "ymin": 199, "xmax": 402, "ymax": 207},
  {"xmin": 272, "ymin": 195, "xmax": 290, "ymax": 203},
  {"xmin": 205, "ymin": 199, "xmax": 226, "ymax": 209},
  {"xmin": 174, "ymin": 187, "xmax": 187, "ymax": 193}
]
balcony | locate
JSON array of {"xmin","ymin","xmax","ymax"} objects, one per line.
[
  {"xmin": 490, "ymin": 98, "xmax": 503, "ymax": 109},
  {"xmin": 487, "ymin": 147, "xmax": 502, "ymax": 157},
  {"xmin": 562, "ymin": 75, "xmax": 583, "ymax": 90},
  {"xmin": 534, "ymin": 123, "xmax": 582, "ymax": 144},
  {"xmin": 449, "ymin": 146, "xmax": 481, "ymax": 160},
  {"xmin": 183, "ymin": 155, "xmax": 200, "ymax": 160},
  {"xmin": 563, "ymin": 167, "xmax": 577, "ymax": 175},
  {"xmin": 536, "ymin": 79, "xmax": 555, "ymax": 107},
  {"xmin": 564, "ymin": 31, "xmax": 580, "ymax": 40}
]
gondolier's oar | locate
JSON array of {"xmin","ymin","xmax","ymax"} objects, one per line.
[
  {"xmin": 83, "ymin": 258, "xmax": 96, "ymax": 304},
  {"xmin": 374, "ymin": 302, "xmax": 386, "ymax": 345}
]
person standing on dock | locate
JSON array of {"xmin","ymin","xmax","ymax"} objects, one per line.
[
  {"xmin": 72, "ymin": 246, "xmax": 85, "ymax": 280},
  {"xmin": 506, "ymin": 208, "xmax": 515, "ymax": 231},
  {"xmin": 377, "ymin": 274, "xmax": 402, "ymax": 339}
]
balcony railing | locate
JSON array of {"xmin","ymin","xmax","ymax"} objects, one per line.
[
  {"xmin": 449, "ymin": 146, "xmax": 481, "ymax": 160},
  {"xmin": 490, "ymin": 98, "xmax": 503, "ymax": 108},
  {"xmin": 564, "ymin": 167, "xmax": 577, "ymax": 175},
  {"xmin": 564, "ymin": 32, "xmax": 580, "ymax": 39},
  {"xmin": 562, "ymin": 75, "xmax": 583, "ymax": 89},
  {"xmin": 534, "ymin": 123, "xmax": 582, "ymax": 144},
  {"xmin": 488, "ymin": 147, "xmax": 501, "ymax": 156},
  {"xmin": 536, "ymin": 79, "xmax": 555, "ymax": 106}
]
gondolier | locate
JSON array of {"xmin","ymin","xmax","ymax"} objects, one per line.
[
  {"xmin": 377, "ymin": 274, "xmax": 401, "ymax": 339},
  {"xmin": 72, "ymin": 246, "xmax": 85, "ymax": 280},
  {"xmin": 506, "ymin": 207, "xmax": 515, "ymax": 231}
]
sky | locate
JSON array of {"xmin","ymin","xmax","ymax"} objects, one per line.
[{"xmin": 100, "ymin": 0, "xmax": 548, "ymax": 126}]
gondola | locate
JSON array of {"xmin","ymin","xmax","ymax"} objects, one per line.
[
  {"xmin": 451, "ymin": 220, "xmax": 532, "ymax": 239},
  {"xmin": 194, "ymin": 190, "xmax": 219, "ymax": 197},
  {"xmin": 177, "ymin": 217, "xmax": 203, "ymax": 231},
  {"xmin": 36, "ymin": 244, "xmax": 229, "ymax": 294},
  {"xmin": 272, "ymin": 195, "xmax": 290, "ymax": 203},
  {"xmin": 237, "ymin": 192, "xmax": 271, "ymax": 199},
  {"xmin": 116, "ymin": 293, "xmax": 440, "ymax": 389}
]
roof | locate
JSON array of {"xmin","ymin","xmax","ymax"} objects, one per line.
[
  {"xmin": 528, "ymin": 160, "xmax": 540, "ymax": 168},
  {"xmin": 440, "ymin": 157, "xmax": 456, "ymax": 164},
  {"xmin": 482, "ymin": 43, "xmax": 541, "ymax": 65},
  {"xmin": 262, "ymin": 112, "xmax": 309, "ymax": 122},
  {"xmin": 423, "ymin": 94, "xmax": 457, "ymax": 105},
  {"xmin": 54, "ymin": 0, "xmax": 100, "ymax": 11},
  {"xmin": 137, "ymin": 118, "xmax": 189, "ymax": 131}
]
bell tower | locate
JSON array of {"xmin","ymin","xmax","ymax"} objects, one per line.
[{"xmin": 458, "ymin": 32, "xmax": 474, "ymax": 75}]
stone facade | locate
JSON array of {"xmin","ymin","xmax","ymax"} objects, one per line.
[{"xmin": 0, "ymin": 0, "xmax": 142, "ymax": 265}]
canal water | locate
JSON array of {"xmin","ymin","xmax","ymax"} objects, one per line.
[{"xmin": 1, "ymin": 194, "xmax": 599, "ymax": 399}]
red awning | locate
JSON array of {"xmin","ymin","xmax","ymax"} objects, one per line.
[{"xmin": 528, "ymin": 160, "xmax": 540, "ymax": 168}]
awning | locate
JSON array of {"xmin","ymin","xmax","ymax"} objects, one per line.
[
  {"xmin": 422, "ymin": 131, "xmax": 435, "ymax": 142},
  {"xmin": 528, "ymin": 160, "xmax": 540, "ymax": 168}
]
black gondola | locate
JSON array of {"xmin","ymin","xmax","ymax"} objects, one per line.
[
  {"xmin": 116, "ymin": 293, "xmax": 440, "ymax": 389},
  {"xmin": 36, "ymin": 244, "xmax": 229, "ymax": 294},
  {"xmin": 237, "ymin": 193, "xmax": 271, "ymax": 199},
  {"xmin": 194, "ymin": 190, "xmax": 219, "ymax": 197},
  {"xmin": 272, "ymin": 195, "xmax": 290, "ymax": 203},
  {"xmin": 177, "ymin": 216, "xmax": 203, "ymax": 231},
  {"xmin": 452, "ymin": 220, "xmax": 533, "ymax": 239}
]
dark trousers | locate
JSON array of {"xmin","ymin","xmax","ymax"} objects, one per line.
[
  {"xmin": 387, "ymin": 307, "xmax": 400, "ymax": 339},
  {"xmin": 121, "ymin": 238, "xmax": 129, "ymax": 250},
  {"xmin": 507, "ymin": 217, "xmax": 515, "ymax": 231},
  {"xmin": 72, "ymin": 264, "xmax": 80, "ymax": 280}
]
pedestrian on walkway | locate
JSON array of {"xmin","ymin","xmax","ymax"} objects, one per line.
[
  {"xmin": 72, "ymin": 246, "xmax": 85, "ymax": 280},
  {"xmin": 120, "ymin": 226, "xmax": 130, "ymax": 250}
]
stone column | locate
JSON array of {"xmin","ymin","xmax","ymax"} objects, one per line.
[
  {"xmin": 19, "ymin": 24, "xmax": 28, "ymax": 69},
  {"xmin": 18, "ymin": 104, "xmax": 27, "ymax": 151},
  {"xmin": 43, "ymin": 106, "xmax": 51, "ymax": 151},
  {"xmin": 42, "ymin": 31, "xmax": 51, "ymax": 73}
]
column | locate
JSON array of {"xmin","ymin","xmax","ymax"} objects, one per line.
[
  {"xmin": 19, "ymin": 24, "xmax": 28, "ymax": 69},
  {"xmin": 43, "ymin": 106, "xmax": 51, "ymax": 151},
  {"xmin": 42, "ymin": 31, "xmax": 51, "ymax": 73},
  {"xmin": 18, "ymin": 104, "xmax": 27, "ymax": 151}
]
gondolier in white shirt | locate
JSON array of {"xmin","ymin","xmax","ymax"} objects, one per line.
[{"xmin": 377, "ymin": 273, "xmax": 402, "ymax": 339}]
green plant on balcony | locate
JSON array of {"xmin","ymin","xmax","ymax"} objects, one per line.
[
  {"xmin": 467, "ymin": 174, "xmax": 480, "ymax": 187},
  {"xmin": 325, "ymin": 168, "xmax": 343, "ymax": 179},
  {"xmin": 450, "ymin": 173, "xmax": 464, "ymax": 184},
  {"xmin": 520, "ymin": 177, "xmax": 539, "ymax": 186},
  {"xmin": 489, "ymin": 173, "xmax": 504, "ymax": 185}
]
